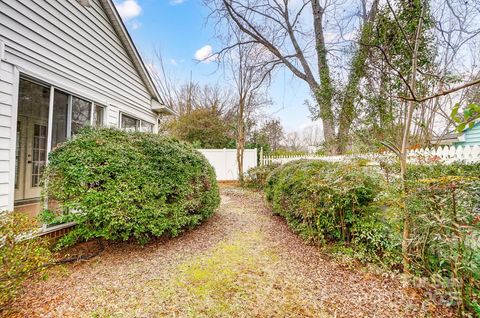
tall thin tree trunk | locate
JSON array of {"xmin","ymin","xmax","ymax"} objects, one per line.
[
  {"xmin": 400, "ymin": 5, "xmax": 424, "ymax": 273},
  {"xmin": 237, "ymin": 99, "xmax": 245, "ymax": 182}
]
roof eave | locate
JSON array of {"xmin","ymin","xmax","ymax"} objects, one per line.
[{"xmin": 99, "ymin": 0, "xmax": 174, "ymax": 115}]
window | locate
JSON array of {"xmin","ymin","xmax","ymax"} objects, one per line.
[
  {"xmin": 71, "ymin": 97, "xmax": 91, "ymax": 135},
  {"xmin": 93, "ymin": 104, "xmax": 105, "ymax": 127},
  {"xmin": 140, "ymin": 121, "xmax": 154, "ymax": 133},
  {"xmin": 120, "ymin": 113, "xmax": 154, "ymax": 133},
  {"xmin": 51, "ymin": 91, "xmax": 69, "ymax": 149},
  {"xmin": 121, "ymin": 114, "xmax": 138, "ymax": 131},
  {"xmin": 50, "ymin": 93, "xmax": 106, "ymax": 148},
  {"xmin": 32, "ymin": 124, "xmax": 48, "ymax": 187}
]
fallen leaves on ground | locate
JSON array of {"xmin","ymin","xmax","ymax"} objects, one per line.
[{"xmin": 4, "ymin": 186, "xmax": 454, "ymax": 317}]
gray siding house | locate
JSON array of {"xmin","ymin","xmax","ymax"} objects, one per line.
[{"xmin": 0, "ymin": 0, "xmax": 172, "ymax": 213}]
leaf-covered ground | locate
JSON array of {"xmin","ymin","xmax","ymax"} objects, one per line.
[{"xmin": 6, "ymin": 186, "xmax": 453, "ymax": 317}]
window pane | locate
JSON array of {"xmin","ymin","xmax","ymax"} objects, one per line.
[
  {"xmin": 140, "ymin": 121, "xmax": 154, "ymax": 133},
  {"xmin": 31, "ymin": 124, "xmax": 48, "ymax": 187},
  {"xmin": 71, "ymin": 97, "xmax": 91, "ymax": 135},
  {"xmin": 18, "ymin": 79, "xmax": 50, "ymax": 119},
  {"xmin": 93, "ymin": 104, "xmax": 104, "ymax": 127},
  {"xmin": 15, "ymin": 121, "xmax": 21, "ymax": 189},
  {"xmin": 121, "ymin": 114, "xmax": 138, "ymax": 132},
  {"xmin": 51, "ymin": 91, "xmax": 69, "ymax": 149}
]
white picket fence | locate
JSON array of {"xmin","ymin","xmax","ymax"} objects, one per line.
[
  {"xmin": 262, "ymin": 145, "xmax": 480, "ymax": 166},
  {"xmin": 198, "ymin": 149, "xmax": 258, "ymax": 181}
]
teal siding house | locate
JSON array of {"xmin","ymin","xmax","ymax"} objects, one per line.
[{"xmin": 455, "ymin": 122, "xmax": 480, "ymax": 146}]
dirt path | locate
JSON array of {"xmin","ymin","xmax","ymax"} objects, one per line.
[{"xmin": 7, "ymin": 187, "xmax": 452, "ymax": 318}]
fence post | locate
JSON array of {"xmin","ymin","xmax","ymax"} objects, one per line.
[{"xmin": 260, "ymin": 147, "xmax": 264, "ymax": 166}]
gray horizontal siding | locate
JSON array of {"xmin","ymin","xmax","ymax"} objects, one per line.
[
  {"xmin": 0, "ymin": 62, "xmax": 14, "ymax": 211},
  {"xmin": 0, "ymin": 0, "xmax": 157, "ymax": 123}
]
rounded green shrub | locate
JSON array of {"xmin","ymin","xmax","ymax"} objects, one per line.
[
  {"xmin": 265, "ymin": 160, "xmax": 400, "ymax": 265},
  {"xmin": 242, "ymin": 163, "xmax": 280, "ymax": 189},
  {"xmin": 41, "ymin": 128, "xmax": 220, "ymax": 247}
]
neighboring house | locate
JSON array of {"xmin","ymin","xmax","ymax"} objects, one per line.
[
  {"xmin": 0, "ymin": 0, "xmax": 173, "ymax": 215},
  {"xmin": 432, "ymin": 122, "xmax": 480, "ymax": 147},
  {"xmin": 431, "ymin": 132, "xmax": 461, "ymax": 146},
  {"xmin": 455, "ymin": 121, "xmax": 480, "ymax": 147}
]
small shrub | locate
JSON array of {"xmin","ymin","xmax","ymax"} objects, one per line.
[
  {"xmin": 406, "ymin": 171, "xmax": 479, "ymax": 315},
  {"xmin": 41, "ymin": 128, "xmax": 220, "ymax": 248},
  {"xmin": 265, "ymin": 160, "xmax": 400, "ymax": 266},
  {"xmin": 0, "ymin": 212, "xmax": 51, "ymax": 308},
  {"xmin": 242, "ymin": 164, "xmax": 280, "ymax": 189},
  {"xmin": 382, "ymin": 162, "xmax": 480, "ymax": 315}
]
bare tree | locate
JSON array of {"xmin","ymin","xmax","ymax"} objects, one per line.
[
  {"xmin": 205, "ymin": 0, "xmax": 380, "ymax": 153},
  {"xmin": 257, "ymin": 119, "xmax": 284, "ymax": 152},
  {"xmin": 222, "ymin": 31, "xmax": 271, "ymax": 182},
  {"xmin": 284, "ymin": 131, "xmax": 303, "ymax": 151}
]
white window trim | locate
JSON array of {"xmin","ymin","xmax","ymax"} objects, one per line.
[
  {"xmin": 91, "ymin": 103, "xmax": 106, "ymax": 127},
  {"xmin": 66, "ymin": 94, "xmax": 72, "ymax": 139},
  {"xmin": 119, "ymin": 112, "xmax": 155, "ymax": 133},
  {"xmin": 89, "ymin": 101, "xmax": 95, "ymax": 125}
]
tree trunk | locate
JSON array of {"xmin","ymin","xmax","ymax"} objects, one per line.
[
  {"xmin": 400, "ymin": 5, "xmax": 424, "ymax": 273},
  {"xmin": 336, "ymin": 0, "xmax": 379, "ymax": 154},
  {"xmin": 237, "ymin": 99, "xmax": 245, "ymax": 183},
  {"xmin": 311, "ymin": 0, "xmax": 336, "ymax": 151}
]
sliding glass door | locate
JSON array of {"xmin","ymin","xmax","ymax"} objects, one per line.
[
  {"xmin": 15, "ymin": 77, "xmax": 105, "ymax": 203},
  {"xmin": 15, "ymin": 79, "xmax": 50, "ymax": 201}
]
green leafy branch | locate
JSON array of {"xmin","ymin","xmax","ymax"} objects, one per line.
[{"xmin": 451, "ymin": 103, "xmax": 480, "ymax": 132}]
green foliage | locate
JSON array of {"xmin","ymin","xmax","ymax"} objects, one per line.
[
  {"xmin": 242, "ymin": 164, "xmax": 280, "ymax": 189},
  {"xmin": 373, "ymin": 0, "xmax": 434, "ymax": 87},
  {"xmin": 265, "ymin": 160, "xmax": 401, "ymax": 266},
  {"xmin": 379, "ymin": 162, "xmax": 480, "ymax": 315},
  {"xmin": 167, "ymin": 108, "xmax": 235, "ymax": 148},
  {"xmin": 266, "ymin": 160, "xmax": 479, "ymax": 314},
  {"xmin": 353, "ymin": 0, "xmax": 436, "ymax": 149},
  {"xmin": 0, "ymin": 212, "xmax": 52, "ymax": 308},
  {"xmin": 404, "ymin": 165, "xmax": 480, "ymax": 315},
  {"xmin": 451, "ymin": 103, "xmax": 480, "ymax": 132},
  {"xmin": 41, "ymin": 128, "xmax": 220, "ymax": 248}
]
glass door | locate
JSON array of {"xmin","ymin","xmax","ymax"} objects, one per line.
[
  {"xmin": 15, "ymin": 78, "xmax": 104, "ymax": 203},
  {"xmin": 15, "ymin": 79, "xmax": 50, "ymax": 201}
]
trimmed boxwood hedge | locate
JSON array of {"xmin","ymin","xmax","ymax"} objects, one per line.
[{"xmin": 41, "ymin": 128, "xmax": 220, "ymax": 247}]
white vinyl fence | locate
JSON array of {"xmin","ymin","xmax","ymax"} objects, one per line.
[
  {"xmin": 198, "ymin": 149, "xmax": 258, "ymax": 181},
  {"xmin": 262, "ymin": 145, "xmax": 480, "ymax": 166}
]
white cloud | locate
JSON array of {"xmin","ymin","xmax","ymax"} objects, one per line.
[
  {"xmin": 131, "ymin": 20, "xmax": 141, "ymax": 30},
  {"xmin": 170, "ymin": 58, "xmax": 178, "ymax": 66},
  {"xmin": 194, "ymin": 45, "xmax": 217, "ymax": 63},
  {"xmin": 115, "ymin": 0, "xmax": 142, "ymax": 21},
  {"xmin": 169, "ymin": 0, "xmax": 186, "ymax": 5}
]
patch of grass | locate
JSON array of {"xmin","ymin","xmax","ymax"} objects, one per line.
[
  {"xmin": 173, "ymin": 232, "xmax": 262, "ymax": 316},
  {"xmin": 158, "ymin": 231, "xmax": 330, "ymax": 317},
  {"xmin": 83, "ymin": 226, "xmax": 330, "ymax": 317}
]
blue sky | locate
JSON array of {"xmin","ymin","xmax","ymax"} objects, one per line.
[{"xmin": 114, "ymin": 0, "xmax": 314, "ymax": 132}]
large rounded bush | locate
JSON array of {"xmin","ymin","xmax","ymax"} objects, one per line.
[
  {"xmin": 265, "ymin": 160, "xmax": 400, "ymax": 264},
  {"xmin": 42, "ymin": 128, "xmax": 220, "ymax": 247}
]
